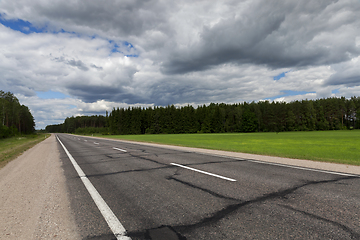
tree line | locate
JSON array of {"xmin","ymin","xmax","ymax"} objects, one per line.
[
  {"xmin": 46, "ymin": 96, "xmax": 360, "ymax": 135},
  {"xmin": 45, "ymin": 115, "xmax": 107, "ymax": 134},
  {"xmin": 0, "ymin": 91, "xmax": 35, "ymax": 139}
]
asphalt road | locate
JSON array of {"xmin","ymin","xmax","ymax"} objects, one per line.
[{"xmin": 56, "ymin": 133, "xmax": 360, "ymax": 240}]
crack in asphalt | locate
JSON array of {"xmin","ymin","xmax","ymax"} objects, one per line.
[
  {"xmin": 59, "ymin": 139, "xmax": 359, "ymax": 239},
  {"xmin": 127, "ymin": 225, "xmax": 187, "ymax": 240},
  {"xmin": 169, "ymin": 176, "xmax": 358, "ymax": 235},
  {"xmin": 85, "ymin": 166, "xmax": 173, "ymax": 178},
  {"xmin": 280, "ymin": 204, "xmax": 360, "ymax": 239},
  {"xmin": 128, "ymin": 153, "xmax": 169, "ymax": 166},
  {"xmin": 84, "ymin": 153, "xmax": 175, "ymax": 178},
  {"xmin": 144, "ymin": 225, "xmax": 187, "ymax": 240},
  {"xmin": 166, "ymin": 176, "xmax": 239, "ymax": 201},
  {"xmin": 82, "ymin": 154, "xmax": 244, "ymax": 179}
]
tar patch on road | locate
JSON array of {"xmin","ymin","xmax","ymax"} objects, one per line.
[{"xmin": 145, "ymin": 226, "xmax": 186, "ymax": 240}]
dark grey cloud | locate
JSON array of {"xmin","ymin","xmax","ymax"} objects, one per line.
[
  {"xmin": 54, "ymin": 56, "xmax": 89, "ymax": 71},
  {"xmin": 68, "ymin": 84, "xmax": 120, "ymax": 103},
  {"xmin": 4, "ymin": 0, "xmax": 359, "ymax": 76},
  {"xmin": 90, "ymin": 64, "xmax": 103, "ymax": 70},
  {"xmin": 326, "ymin": 68, "xmax": 360, "ymax": 86},
  {"xmin": 67, "ymin": 59, "xmax": 89, "ymax": 71},
  {"xmin": 161, "ymin": 0, "xmax": 360, "ymax": 74},
  {"xmin": 146, "ymin": 74, "xmax": 255, "ymax": 106},
  {"xmin": 24, "ymin": 0, "xmax": 172, "ymax": 38},
  {"xmin": 2, "ymin": 79, "xmax": 36, "ymax": 97},
  {"xmin": 2, "ymin": 0, "xmax": 360, "ymax": 129},
  {"xmin": 67, "ymin": 83, "xmax": 146, "ymax": 104}
]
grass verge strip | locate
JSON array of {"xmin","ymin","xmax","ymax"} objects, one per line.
[
  {"xmin": 0, "ymin": 134, "xmax": 50, "ymax": 169},
  {"xmin": 88, "ymin": 130, "xmax": 360, "ymax": 166}
]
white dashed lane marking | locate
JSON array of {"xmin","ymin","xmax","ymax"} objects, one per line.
[
  {"xmin": 170, "ymin": 163, "xmax": 237, "ymax": 182},
  {"xmin": 113, "ymin": 147, "xmax": 127, "ymax": 153}
]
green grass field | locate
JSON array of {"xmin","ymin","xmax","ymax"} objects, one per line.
[
  {"xmin": 97, "ymin": 130, "xmax": 360, "ymax": 166},
  {"xmin": 0, "ymin": 134, "xmax": 50, "ymax": 169}
]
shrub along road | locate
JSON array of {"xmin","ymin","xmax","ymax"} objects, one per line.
[{"xmin": 56, "ymin": 133, "xmax": 360, "ymax": 239}]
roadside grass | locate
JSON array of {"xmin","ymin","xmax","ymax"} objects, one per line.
[
  {"xmin": 0, "ymin": 134, "xmax": 51, "ymax": 169},
  {"xmin": 95, "ymin": 130, "xmax": 360, "ymax": 166}
]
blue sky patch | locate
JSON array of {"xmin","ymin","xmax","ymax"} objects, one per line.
[
  {"xmin": 109, "ymin": 40, "xmax": 137, "ymax": 56},
  {"xmin": 0, "ymin": 14, "xmax": 87, "ymax": 37},
  {"xmin": 332, "ymin": 89, "xmax": 340, "ymax": 94},
  {"xmin": 36, "ymin": 90, "xmax": 69, "ymax": 99},
  {"xmin": 125, "ymin": 54, "xmax": 139, "ymax": 57},
  {"xmin": 109, "ymin": 40, "xmax": 120, "ymax": 53},
  {"xmin": 273, "ymin": 72, "xmax": 285, "ymax": 81},
  {"xmin": 268, "ymin": 90, "xmax": 315, "ymax": 101},
  {"xmin": 0, "ymin": 14, "xmax": 44, "ymax": 34},
  {"xmin": 273, "ymin": 71, "xmax": 291, "ymax": 81},
  {"xmin": 0, "ymin": 15, "xmax": 138, "ymax": 57},
  {"xmin": 124, "ymin": 41, "xmax": 134, "ymax": 49}
]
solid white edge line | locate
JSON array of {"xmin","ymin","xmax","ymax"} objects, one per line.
[
  {"xmin": 113, "ymin": 147, "xmax": 127, "ymax": 152},
  {"xmin": 170, "ymin": 163, "xmax": 237, "ymax": 182},
  {"xmin": 245, "ymin": 159, "xmax": 359, "ymax": 177},
  {"xmin": 56, "ymin": 136, "xmax": 131, "ymax": 240}
]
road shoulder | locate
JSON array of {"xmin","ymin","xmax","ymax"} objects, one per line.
[{"xmin": 0, "ymin": 134, "xmax": 80, "ymax": 239}]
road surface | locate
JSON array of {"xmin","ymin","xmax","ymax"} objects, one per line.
[{"xmin": 56, "ymin": 133, "xmax": 360, "ymax": 240}]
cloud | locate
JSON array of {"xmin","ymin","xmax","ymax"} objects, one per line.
[
  {"xmin": 0, "ymin": 0, "xmax": 172, "ymax": 39},
  {"xmin": 325, "ymin": 56, "xmax": 360, "ymax": 86},
  {"xmin": 90, "ymin": 64, "xmax": 103, "ymax": 70},
  {"xmin": 64, "ymin": 58, "xmax": 89, "ymax": 71},
  {"xmin": 17, "ymin": 94, "xmax": 154, "ymax": 129},
  {"xmin": 0, "ymin": 24, "xmax": 140, "ymax": 102},
  {"xmin": 1, "ymin": 0, "xmax": 360, "ymax": 128},
  {"xmin": 53, "ymin": 56, "xmax": 90, "ymax": 71},
  {"xmin": 161, "ymin": 0, "xmax": 360, "ymax": 74}
]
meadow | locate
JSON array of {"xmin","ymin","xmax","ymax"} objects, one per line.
[
  {"xmin": 99, "ymin": 130, "xmax": 360, "ymax": 166},
  {"xmin": 0, "ymin": 134, "xmax": 50, "ymax": 169}
]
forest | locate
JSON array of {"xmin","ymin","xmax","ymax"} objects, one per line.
[
  {"xmin": 45, "ymin": 115, "xmax": 107, "ymax": 134},
  {"xmin": 0, "ymin": 91, "xmax": 35, "ymax": 139},
  {"xmin": 46, "ymin": 96, "xmax": 360, "ymax": 135}
]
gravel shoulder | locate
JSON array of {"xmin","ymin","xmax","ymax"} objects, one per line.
[{"xmin": 0, "ymin": 134, "xmax": 80, "ymax": 239}]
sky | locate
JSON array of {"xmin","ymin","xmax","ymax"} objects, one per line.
[{"xmin": 1, "ymin": 0, "xmax": 360, "ymax": 129}]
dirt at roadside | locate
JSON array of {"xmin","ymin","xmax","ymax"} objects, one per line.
[{"xmin": 0, "ymin": 134, "xmax": 80, "ymax": 239}]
